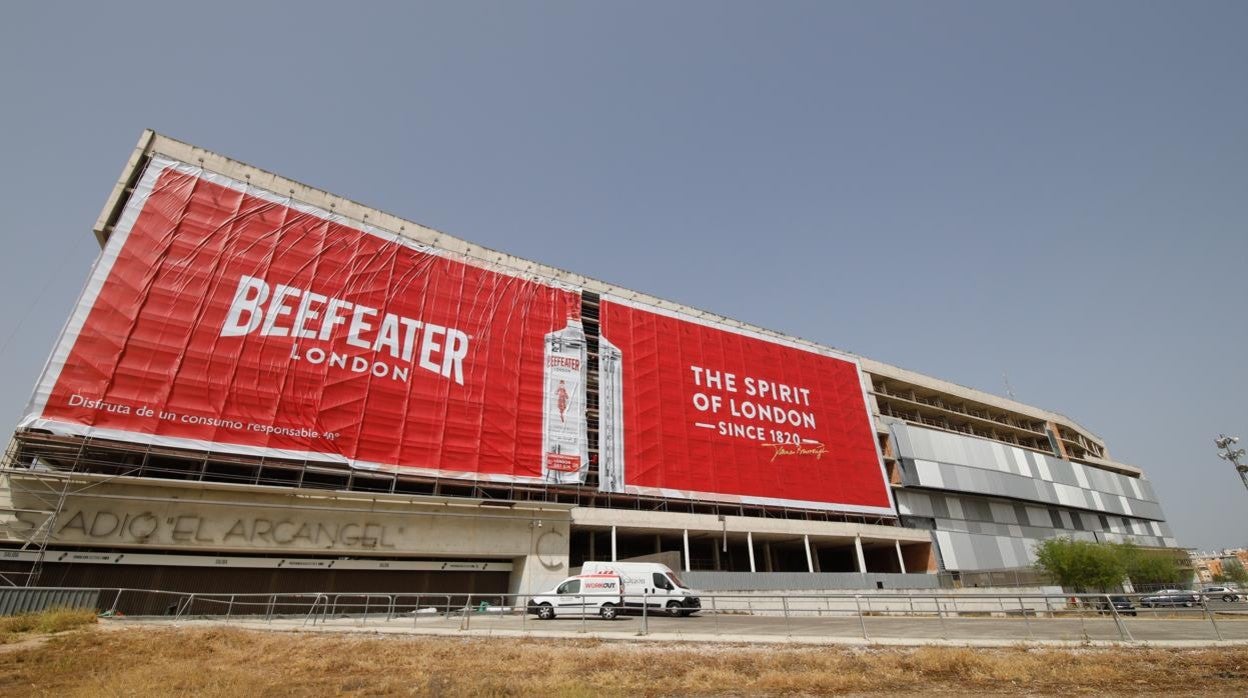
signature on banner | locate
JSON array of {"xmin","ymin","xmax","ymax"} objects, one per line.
[{"xmin": 761, "ymin": 441, "xmax": 828, "ymax": 462}]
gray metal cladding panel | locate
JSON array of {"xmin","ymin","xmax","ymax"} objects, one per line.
[
  {"xmin": 1012, "ymin": 538, "xmax": 1031, "ymax": 566},
  {"xmin": 949, "ymin": 534, "xmax": 979, "ymax": 570},
  {"xmin": 1024, "ymin": 506, "xmax": 1048, "ymax": 527},
  {"xmin": 1088, "ymin": 468, "xmax": 1122, "ymax": 496},
  {"xmin": 897, "ymin": 456, "xmax": 1164, "ymax": 521},
  {"xmin": 969, "ymin": 467, "xmax": 992, "ymax": 495},
  {"xmin": 1020, "ymin": 526, "xmax": 1053, "ymax": 540},
  {"xmin": 989, "ymin": 501, "xmax": 1017, "ymax": 525},
  {"xmin": 967, "ymin": 438, "xmax": 998, "ymax": 472},
  {"xmin": 939, "ymin": 462, "xmax": 961, "ymax": 490},
  {"xmin": 898, "ymin": 459, "xmax": 920, "ymax": 487},
  {"xmin": 0, "ymin": 588, "xmax": 100, "ymax": 616},
  {"xmin": 997, "ymin": 537, "xmax": 1022, "ymax": 568},
  {"xmin": 1012, "ymin": 504, "xmax": 1030, "ymax": 525},
  {"xmin": 1099, "ymin": 495, "xmax": 1125, "ymax": 516},
  {"xmin": 891, "ymin": 423, "xmax": 1162, "ymax": 512},
  {"xmin": 890, "ymin": 424, "xmax": 915, "ymax": 461},
  {"xmin": 964, "ymin": 499, "xmax": 992, "ymax": 521},
  {"xmin": 912, "ymin": 488, "xmax": 1171, "ymax": 552},
  {"xmin": 1126, "ymin": 499, "xmax": 1164, "ymax": 520},
  {"xmin": 938, "ymin": 462, "xmax": 959, "ymax": 489},
  {"xmin": 1046, "ymin": 459, "xmax": 1077, "ymax": 487},
  {"xmin": 1033, "ymin": 479, "xmax": 1056, "ymax": 503},
  {"xmin": 930, "ymin": 531, "xmax": 1041, "ymax": 571},
  {"xmin": 896, "ymin": 490, "xmax": 934, "ymax": 517},
  {"xmin": 972, "ymin": 536, "xmax": 1005, "ymax": 569}
]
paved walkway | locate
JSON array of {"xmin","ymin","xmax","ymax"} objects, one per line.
[{"xmin": 106, "ymin": 610, "xmax": 1248, "ymax": 648}]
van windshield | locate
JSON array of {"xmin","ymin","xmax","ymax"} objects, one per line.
[{"xmin": 667, "ymin": 572, "xmax": 688, "ymax": 589}]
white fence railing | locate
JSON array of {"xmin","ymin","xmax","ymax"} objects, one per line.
[{"xmin": 9, "ymin": 587, "xmax": 1245, "ymax": 644}]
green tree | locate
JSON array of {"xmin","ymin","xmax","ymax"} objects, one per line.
[
  {"xmin": 1033, "ymin": 537, "xmax": 1126, "ymax": 592},
  {"xmin": 1213, "ymin": 559, "xmax": 1248, "ymax": 585},
  {"xmin": 1114, "ymin": 542, "xmax": 1187, "ymax": 588}
]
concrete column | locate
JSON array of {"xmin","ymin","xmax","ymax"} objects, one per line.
[
  {"xmin": 803, "ymin": 534, "xmax": 814, "ymax": 573},
  {"xmin": 588, "ymin": 530, "xmax": 595, "ymax": 562},
  {"xmin": 895, "ymin": 540, "xmax": 907, "ymax": 574},
  {"xmin": 854, "ymin": 535, "xmax": 867, "ymax": 575},
  {"xmin": 683, "ymin": 529, "xmax": 691, "ymax": 571},
  {"xmin": 712, "ymin": 541, "xmax": 721, "ymax": 570},
  {"xmin": 763, "ymin": 541, "xmax": 774, "ymax": 572},
  {"xmin": 611, "ymin": 526, "xmax": 617, "ymax": 562},
  {"xmin": 747, "ymin": 531, "xmax": 756, "ymax": 573}
]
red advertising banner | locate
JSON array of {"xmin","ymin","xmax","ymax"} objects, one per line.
[
  {"xmin": 597, "ymin": 297, "xmax": 893, "ymax": 513},
  {"xmin": 22, "ymin": 157, "xmax": 587, "ymax": 483}
]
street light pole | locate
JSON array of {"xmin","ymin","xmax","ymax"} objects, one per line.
[{"xmin": 1214, "ymin": 434, "xmax": 1248, "ymax": 493}]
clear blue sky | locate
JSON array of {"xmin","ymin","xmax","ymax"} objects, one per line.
[{"xmin": 1, "ymin": 2, "xmax": 1244, "ymax": 550}]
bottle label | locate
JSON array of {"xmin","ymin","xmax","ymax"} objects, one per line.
[{"xmin": 542, "ymin": 319, "xmax": 588, "ymax": 483}]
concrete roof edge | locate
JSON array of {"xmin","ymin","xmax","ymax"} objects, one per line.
[
  {"xmin": 92, "ymin": 128, "xmax": 155, "ymax": 245},
  {"xmin": 860, "ymin": 358, "xmax": 1104, "ymax": 445}
]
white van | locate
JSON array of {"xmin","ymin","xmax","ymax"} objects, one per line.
[
  {"xmin": 579, "ymin": 561, "xmax": 702, "ymax": 617},
  {"xmin": 527, "ymin": 573, "xmax": 624, "ymax": 620}
]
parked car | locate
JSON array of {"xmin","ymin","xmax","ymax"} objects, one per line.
[
  {"xmin": 1089, "ymin": 595, "xmax": 1137, "ymax": 616},
  {"xmin": 1139, "ymin": 589, "xmax": 1201, "ymax": 607},
  {"xmin": 1200, "ymin": 586, "xmax": 1242, "ymax": 602}
]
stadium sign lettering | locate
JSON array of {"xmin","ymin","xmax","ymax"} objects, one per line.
[{"xmin": 53, "ymin": 509, "xmax": 397, "ymax": 549}]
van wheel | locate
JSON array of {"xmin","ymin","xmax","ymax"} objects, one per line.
[
  {"xmin": 665, "ymin": 601, "xmax": 683, "ymax": 618},
  {"xmin": 537, "ymin": 604, "xmax": 554, "ymax": 620},
  {"xmin": 1225, "ymin": 595, "xmax": 1236, "ymax": 603},
  {"xmin": 599, "ymin": 603, "xmax": 617, "ymax": 620}
]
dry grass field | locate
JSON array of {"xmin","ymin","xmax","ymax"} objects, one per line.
[
  {"xmin": 0, "ymin": 607, "xmax": 96, "ymax": 644},
  {"xmin": 1, "ymin": 616, "xmax": 1247, "ymax": 696}
]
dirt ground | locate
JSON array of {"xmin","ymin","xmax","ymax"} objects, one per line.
[{"xmin": 2, "ymin": 624, "xmax": 1248, "ymax": 696}]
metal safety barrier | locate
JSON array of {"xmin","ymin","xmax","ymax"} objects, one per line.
[{"xmin": 10, "ymin": 587, "xmax": 1246, "ymax": 644}]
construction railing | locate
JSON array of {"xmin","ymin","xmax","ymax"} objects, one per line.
[{"xmin": 10, "ymin": 588, "xmax": 1246, "ymax": 644}]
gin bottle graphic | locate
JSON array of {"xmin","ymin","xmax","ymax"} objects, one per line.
[
  {"xmin": 541, "ymin": 308, "xmax": 588, "ymax": 483},
  {"xmin": 597, "ymin": 334, "xmax": 625, "ymax": 493}
]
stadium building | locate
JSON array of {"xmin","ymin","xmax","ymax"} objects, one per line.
[{"xmin": 0, "ymin": 131, "xmax": 1177, "ymax": 600}]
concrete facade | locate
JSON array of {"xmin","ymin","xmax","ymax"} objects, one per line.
[{"xmin": 1, "ymin": 472, "xmax": 573, "ymax": 595}]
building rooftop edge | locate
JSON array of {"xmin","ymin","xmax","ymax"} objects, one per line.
[{"xmin": 95, "ymin": 130, "xmax": 1108, "ymax": 451}]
